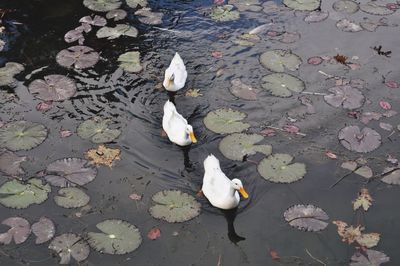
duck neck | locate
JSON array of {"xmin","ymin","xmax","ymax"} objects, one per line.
[{"xmin": 229, "ymin": 185, "xmax": 236, "ymax": 197}]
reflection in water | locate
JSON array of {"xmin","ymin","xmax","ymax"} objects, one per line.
[
  {"xmin": 222, "ymin": 208, "xmax": 246, "ymax": 244},
  {"xmin": 182, "ymin": 144, "xmax": 193, "ymax": 171}
]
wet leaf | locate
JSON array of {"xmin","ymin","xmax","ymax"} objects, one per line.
[
  {"xmin": 360, "ymin": 2, "xmax": 394, "ymax": 15},
  {"xmin": 185, "ymin": 89, "xmax": 203, "ymax": 97},
  {"xmin": 379, "ymin": 101, "xmax": 391, "ymax": 110},
  {"xmin": 106, "ymin": 9, "xmax": 127, "ymax": 21},
  {"xmin": 96, "ymin": 24, "xmax": 138, "ymax": 39},
  {"xmin": 212, "ymin": 51, "xmax": 223, "ymax": 58},
  {"xmin": 79, "ymin": 15, "xmax": 107, "ymax": 26},
  {"xmin": 126, "ymin": 0, "xmax": 148, "ymax": 8},
  {"xmin": 0, "ymin": 217, "xmax": 30, "ymax": 244},
  {"xmin": 333, "ymin": 220, "xmax": 380, "ymax": 247},
  {"xmin": 229, "ymin": 78, "xmax": 258, "ymax": 100},
  {"xmin": 77, "ymin": 117, "xmax": 121, "ymax": 143},
  {"xmin": 118, "ymin": 51, "xmax": 142, "ymax": 73},
  {"xmin": 325, "ymin": 151, "xmax": 337, "ymax": 159},
  {"xmin": 324, "ymin": 85, "xmax": 364, "ymax": 109},
  {"xmin": 135, "ymin": 8, "xmax": 163, "ymax": 25},
  {"xmin": 355, "ymin": 166, "xmax": 373, "ymax": 178},
  {"xmin": 261, "ymin": 73, "xmax": 305, "ymax": 97},
  {"xmin": 228, "ymin": 0, "xmax": 262, "ymax": 12},
  {"xmin": 55, "ymin": 187, "xmax": 90, "ymax": 208},
  {"xmin": 203, "ymin": 109, "xmax": 250, "ymax": 134},
  {"xmin": 334, "ymin": 54, "xmax": 348, "ymax": 65},
  {"xmin": 333, "ymin": 0, "xmax": 359, "ymax": 14},
  {"xmin": 361, "ymin": 112, "xmax": 382, "ymax": 124},
  {"xmin": 353, "ymin": 188, "xmax": 373, "ymax": 211},
  {"xmin": 0, "ymin": 62, "xmax": 24, "ymax": 87},
  {"xmin": 28, "ymin": 75, "xmax": 77, "ymax": 101},
  {"xmin": 64, "ymin": 29, "xmax": 84, "ymax": 44},
  {"xmin": 210, "ymin": 5, "xmax": 240, "ymax": 22},
  {"xmin": 338, "ymin": 126, "xmax": 381, "ymax": 153},
  {"xmin": 379, "ymin": 122, "xmax": 393, "ymax": 131},
  {"xmin": 385, "ymin": 80, "xmax": 399, "ymax": 89},
  {"xmin": 336, "ymin": 19, "xmax": 363, "ymax": 32},
  {"xmin": 60, "ymin": 129, "xmax": 73, "ymax": 138},
  {"xmin": 341, "ymin": 161, "xmax": 358, "ymax": 171},
  {"xmin": 0, "ymin": 121, "xmax": 48, "ymax": 151},
  {"xmin": 129, "ymin": 193, "xmax": 142, "ymax": 201},
  {"xmin": 307, "ymin": 56, "xmax": 323, "ymax": 65},
  {"xmin": 149, "ymin": 190, "xmax": 201, "ymax": 223},
  {"xmin": 219, "ymin": 133, "xmax": 272, "ymax": 161},
  {"xmin": 147, "ymin": 227, "xmax": 161, "ymax": 240},
  {"xmin": 304, "ymin": 10, "xmax": 329, "ymax": 23},
  {"xmin": 0, "ymin": 149, "xmax": 26, "ymax": 176},
  {"xmin": 88, "ymin": 219, "xmax": 142, "ymax": 254},
  {"xmin": 381, "ymin": 167, "xmax": 400, "ymax": 185},
  {"xmin": 257, "ymin": 153, "xmax": 306, "ymax": 183},
  {"xmin": 75, "ymin": 23, "xmax": 92, "ymax": 33},
  {"xmin": 36, "ymin": 101, "xmax": 53, "ymax": 112},
  {"xmin": 31, "ymin": 217, "xmax": 55, "ymax": 244},
  {"xmin": 0, "ymin": 178, "xmax": 51, "ymax": 209},
  {"xmin": 85, "ymin": 145, "xmax": 121, "ymax": 168},
  {"xmin": 56, "ymin": 46, "xmax": 99, "ymax": 69},
  {"xmin": 48, "ymin": 233, "xmax": 90, "ymax": 264},
  {"xmin": 45, "ymin": 158, "xmax": 97, "ymax": 187},
  {"xmin": 260, "ymin": 49, "xmax": 302, "ymax": 72},
  {"xmin": 356, "ymin": 233, "xmax": 380, "ymax": 248},
  {"xmin": 83, "ymin": 0, "xmax": 122, "ymax": 12},
  {"xmin": 350, "ymin": 250, "xmax": 390, "ymax": 266},
  {"xmin": 283, "ymin": 0, "xmax": 320, "ymax": 11},
  {"xmin": 284, "ymin": 204, "xmax": 329, "ymax": 232},
  {"xmin": 283, "ymin": 125, "xmax": 300, "ymax": 134},
  {"xmin": 260, "ymin": 128, "xmax": 276, "ymax": 137}
]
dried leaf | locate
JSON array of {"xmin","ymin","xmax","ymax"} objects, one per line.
[
  {"xmin": 333, "ymin": 220, "xmax": 380, "ymax": 248},
  {"xmin": 334, "ymin": 54, "xmax": 348, "ymax": 65},
  {"xmin": 129, "ymin": 193, "xmax": 142, "ymax": 201},
  {"xmin": 85, "ymin": 145, "xmax": 121, "ymax": 168},
  {"xmin": 325, "ymin": 151, "xmax": 337, "ymax": 159},
  {"xmin": 185, "ymin": 89, "xmax": 203, "ymax": 98},
  {"xmin": 353, "ymin": 188, "xmax": 373, "ymax": 211},
  {"xmin": 147, "ymin": 227, "xmax": 161, "ymax": 240}
]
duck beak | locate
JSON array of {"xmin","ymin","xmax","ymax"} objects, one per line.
[
  {"xmin": 189, "ymin": 131, "xmax": 197, "ymax": 143},
  {"xmin": 239, "ymin": 187, "xmax": 249, "ymax": 199}
]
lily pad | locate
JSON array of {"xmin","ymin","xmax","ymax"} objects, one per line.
[
  {"xmin": 135, "ymin": 8, "xmax": 163, "ymax": 25},
  {"xmin": 88, "ymin": 219, "xmax": 142, "ymax": 254},
  {"xmin": 48, "ymin": 233, "xmax": 90, "ymax": 264},
  {"xmin": 284, "ymin": 204, "xmax": 329, "ymax": 232},
  {"xmin": 126, "ymin": 0, "xmax": 148, "ymax": 8},
  {"xmin": 0, "ymin": 62, "xmax": 24, "ymax": 87},
  {"xmin": 350, "ymin": 250, "xmax": 390, "ymax": 266},
  {"xmin": 229, "ymin": 78, "xmax": 258, "ymax": 100},
  {"xmin": 338, "ymin": 126, "xmax": 381, "ymax": 153},
  {"xmin": 77, "ymin": 117, "xmax": 121, "ymax": 143},
  {"xmin": 45, "ymin": 158, "xmax": 97, "ymax": 187},
  {"xmin": 260, "ymin": 50, "xmax": 302, "ymax": 72},
  {"xmin": 0, "ymin": 217, "xmax": 31, "ymax": 244},
  {"xmin": 0, "ymin": 149, "xmax": 26, "ymax": 176},
  {"xmin": 118, "ymin": 51, "xmax": 143, "ymax": 73},
  {"xmin": 64, "ymin": 29, "xmax": 84, "ymax": 44},
  {"xmin": 56, "ymin": 46, "xmax": 99, "ymax": 69},
  {"xmin": 283, "ymin": 0, "xmax": 321, "ymax": 11},
  {"xmin": 219, "ymin": 133, "xmax": 272, "ymax": 161},
  {"xmin": 228, "ymin": 0, "xmax": 262, "ymax": 12},
  {"xmin": 360, "ymin": 2, "xmax": 394, "ymax": 15},
  {"xmin": 32, "ymin": 217, "xmax": 55, "ymax": 244},
  {"xmin": 336, "ymin": 19, "xmax": 363, "ymax": 32},
  {"xmin": 28, "ymin": 75, "xmax": 77, "ymax": 101},
  {"xmin": 79, "ymin": 15, "xmax": 107, "ymax": 26},
  {"xmin": 54, "ymin": 187, "xmax": 90, "ymax": 208},
  {"xmin": 381, "ymin": 167, "xmax": 400, "ymax": 185},
  {"xmin": 83, "ymin": 0, "xmax": 121, "ymax": 12},
  {"xmin": 96, "ymin": 24, "xmax": 138, "ymax": 40},
  {"xmin": 203, "ymin": 109, "xmax": 250, "ymax": 134},
  {"xmin": 333, "ymin": 0, "xmax": 359, "ymax": 14},
  {"xmin": 0, "ymin": 178, "xmax": 51, "ymax": 209},
  {"xmin": 0, "ymin": 121, "xmax": 48, "ymax": 151},
  {"xmin": 324, "ymin": 85, "xmax": 365, "ymax": 109},
  {"xmin": 106, "ymin": 9, "xmax": 127, "ymax": 21},
  {"xmin": 257, "ymin": 153, "xmax": 306, "ymax": 183},
  {"xmin": 149, "ymin": 190, "xmax": 201, "ymax": 223},
  {"xmin": 211, "ymin": 5, "xmax": 240, "ymax": 22},
  {"xmin": 304, "ymin": 11, "xmax": 329, "ymax": 23},
  {"xmin": 261, "ymin": 73, "xmax": 305, "ymax": 97}
]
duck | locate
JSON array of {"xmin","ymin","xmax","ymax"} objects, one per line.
[
  {"xmin": 163, "ymin": 52, "xmax": 187, "ymax": 92},
  {"xmin": 162, "ymin": 100, "xmax": 197, "ymax": 146},
  {"xmin": 202, "ymin": 154, "xmax": 249, "ymax": 210}
]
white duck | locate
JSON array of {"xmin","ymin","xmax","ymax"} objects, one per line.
[
  {"xmin": 163, "ymin": 52, "xmax": 187, "ymax": 92},
  {"xmin": 162, "ymin": 100, "xmax": 197, "ymax": 146},
  {"xmin": 202, "ymin": 154, "xmax": 249, "ymax": 210}
]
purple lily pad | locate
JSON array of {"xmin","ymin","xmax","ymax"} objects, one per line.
[
  {"xmin": 64, "ymin": 29, "xmax": 84, "ymax": 44},
  {"xmin": 56, "ymin": 46, "xmax": 99, "ymax": 69},
  {"xmin": 79, "ymin": 15, "xmax": 107, "ymax": 27},
  {"xmin": 307, "ymin": 56, "xmax": 323, "ymax": 65},
  {"xmin": 28, "ymin": 75, "xmax": 77, "ymax": 102},
  {"xmin": 48, "ymin": 233, "xmax": 90, "ymax": 264},
  {"xmin": 338, "ymin": 126, "xmax": 381, "ymax": 153},
  {"xmin": 350, "ymin": 249, "xmax": 390, "ymax": 266},
  {"xmin": 284, "ymin": 204, "xmax": 329, "ymax": 232},
  {"xmin": 106, "ymin": 9, "xmax": 127, "ymax": 21},
  {"xmin": 361, "ymin": 112, "xmax": 382, "ymax": 124},
  {"xmin": 324, "ymin": 85, "xmax": 365, "ymax": 109},
  {"xmin": 0, "ymin": 217, "xmax": 31, "ymax": 245},
  {"xmin": 44, "ymin": 158, "xmax": 97, "ymax": 187},
  {"xmin": 75, "ymin": 23, "xmax": 92, "ymax": 33},
  {"xmin": 135, "ymin": 8, "xmax": 163, "ymax": 25},
  {"xmin": 229, "ymin": 78, "xmax": 258, "ymax": 100},
  {"xmin": 32, "ymin": 217, "xmax": 55, "ymax": 244},
  {"xmin": 336, "ymin": 19, "xmax": 363, "ymax": 32},
  {"xmin": 304, "ymin": 10, "xmax": 329, "ymax": 23},
  {"xmin": 0, "ymin": 149, "xmax": 26, "ymax": 177}
]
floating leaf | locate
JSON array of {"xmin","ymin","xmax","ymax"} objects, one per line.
[
  {"xmin": 0, "ymin": 217, "xmax": 31, "ymax": 245},
  {"xmin": 36, "ymin": 101, "xmax": 53, "ymax": 112},
  {"xmin": 203, "ymin": 109, "xmax": 250, "ymax": 134},
  {"xmin": 284, "ymin": 204, "xmax": 329, "ymax": 232},
  {"xmin": 341, "ymin": 161, "xmax": 358, "ymax": 171},
  {"xmin": 60, "ymin": 129, "xmax": 73, "ymax": 138},
  {"xmin": 283, "ymin": 0, "xmax": 320, "ymax": 11},
  {"xmin": 325, "ymin": 151, "xmax": 337, "ymax": 159},
  {"xmin": 229, "ymin": 78, "xmax": 258, "ymax": 100},
  {"xmin": 96, "ymin": 24, "xmax": 138, "ymax": 39},
  {"xmin": 338, "ymin": 126, "xmax": 381, "ymax": 153},
  {"xmin": 0, "ymin": 178, "xmax": 51, "ymax": 209},
  {"xmin": 361, "ymin": 112, "xmax": 382, "ymax": 124},
  {"xmin": 219, "ymin": 133, "xmax": 272, "ymax": 161},
  {"xmin": 333, "ymin": 220, "xmax": 380, "ymax": 248},
  {"xmin": 350, "ymin": 250, "xmax": 390, "ymax": 266},
  {"xmin": 135, "ymin": 8, "xmax": 163, "ymax": 25},
  {"xmin": 334, "ymin": 54, "xmax": 348, "ymax": 64},
  {"xmin": 54, "ymin": 187, "xmax": 90, "ymax": 208},
  {"xmin": 0, "ymin": 62, "xmax": 24, "ymax": 87},
  {"xmin": 56, "ymin": 46, "xmax": 99, "ymax": 69},
  {"xmin": 77, "ymin": 117, "xmax": 121, "ymax": 143},
  {"xmin": 355, "ymin": 166, "xmax": 373, "ymax": 178},
  {"xmin": 333, "ymin": 0, "xmax": 359, "ymax": 14},
  {"xmin": 307, "ymin": 56, "xmax": 323, "ymax": 65},
  {"xmin": 379, "ymin": 101, "xmax": 391, "ymax": 110},
  {"xmin": 353, "ymin": 188, "xmax": 373, "ymax": 211},
  {"xmin": 45, "ymin": 158, "xmax": 97, "ymax": 187},
  {"xmin": 79, "ymin": 15, "xmax": 107, "ymax": 26},
  {"xmin": 228, "ymin": 0, "xmax": 262, "ymax": 12},
  {"xmin": 129, "ymin": 193, "xmax": 142, "ymax": 201},
  {"xmin": 0, "ymin": 121, "xmax": 47, "ymax": 151},
  {"xmin": 379, "ymin": 122, "xmax": 393, "ymax": 131},
  {"xmin": 64, "ymin": 29, "xmax": 84, "ymax": 44},
  {"xmin": 106, "ymin": 9, "xmax": 127, "ymax": 21},
  {"xmin": 324, "ymin": 85, "xmax": 365, "ymax": 109},
  {"xmin": 32, "ymin": 217, "xmax": 55, "ymax": 244},
  {"xmin": 0, "ymin": 149, "xmax": 26, "ymax": 176},
  {"xmin": 360, "ymin": 2, "xmax": 394, "ymax": 15},
  {"xmin": 48, "ymin": 233, "xmax": 90, "ymax": 264},
  {"xmin": 85, "ymin": 145, "xmax": 121, "ymax": 168},
  {"xmin": 336, "ymin": 19, "xmax": 363, "ymax": 32},
  {"xmin": 304, "ymin": 11, "xmax": 329, "ymax": 23},
  {"xmin": 261, "ymin": 73, "xmax": 305, "ymax": 97},
  {"xmin": 117, "ymin": 51, "xmax": 142, "ymax": 73},
  {"xmin": 210, "ymin": 5, "xmax": 240, "ymax": 22},
  {"xmin": 385, "ymin": 80, "xmax": 398, "ymax": 89},
  {"xmin": 260, "ymin": 50, "xmax": 302, "ymax": 72},
  {"xmin": 185, "ymin": 89, "xmax": 203, "ymax": 97},
  {"xmin": 356, "ymin": 233, "xmax": 380, "ymax": 248},
  {"xmin": 28, "ymin": 75, "xmax": 77, "ymax": 101},
  {"xmin": 88, "ymin": 219, "xmax": 142, "ymax": 254},
  {"xmin": 258, "ymin": 153, "xmax": 306, "ymax": 183},
  {"xmin": 381, "ymin": 167, "xmax": 400, "ymax": 185},
  {"xmin": 149, "ymin": 190, "xmax": 201, "ymax": 223},
  {"xmin": 147, "ymin": 227, "xmax": 161, "ymax": 240},
  {"xmin": 277, "ymin": 32, "xmax": 301, "ymax": 44},
  {"xmin": 83, "ymin": 0, "xmax": 122, "ymax": 12},
  {"xmin": 126, "ymin": 0, "xmax": 148, "ymax": 8}
]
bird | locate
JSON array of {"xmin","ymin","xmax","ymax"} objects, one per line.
[
  {"xmin": 163, "ymin": 52, "xmax": 187, "ymax": 92},
  {"xmin": 202, "ymin": 154, "xmax": 249, "ymax": 210},
  {"xmin": 162, "ymin": 100, "xmax": 197, "ymax": 146}
]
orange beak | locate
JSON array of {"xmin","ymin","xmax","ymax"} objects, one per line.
[
  {"xmin": 239, "ymin": 187, "xmax": 249, "ymax": 199},
  {"xmin": 189, "ymin": 131, "xmax": 197, "ymax": 143}
]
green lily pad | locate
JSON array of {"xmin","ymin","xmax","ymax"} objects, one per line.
[
  {"xmin": 54, "ymin": 187, "xmax": 90, "ymax": 208},
  {"xmin": 261, "ymin": 73, "xmax": 305, "ymax": 97},
  {"xmin": 0, "ymin": 178, "xmax": 51, "ymax": 209},
  {"xmin": 204, "ymin": 109, "xmax": 250, "ymax": 134},
  {"xmin": 283, "ymin": 0, "xmax": 321, "ymax": 11},
  {"xmin": 219, "ymin": 133, "xmax": 272, "ymax": 161},
  {"xmin": 211, "ymin": 5, "xmax": 240, "ymax": 22},
  {"xmin": 0, "ymin": 121, "xmax": 48, "ymax": 151},
  {"xmin": 260, "ymin": 50, "xmax": 302, "ymax": 72},
  {"xmin": 257, "ymin": 154, "xmax": 306, "ymax": 183},
  {"xmin": 360, "ymin": 2, "xmax": 394, "ymax": 16},
  {"xmin": 149, "ymin": 190, "xmax": 201, "ymax": 223},
  {"xmin": 83, "ymin": 0, "xmax": 122, "ymax": 12},
  {"xmin": 228, "ymin": 0, "xmax": 262, "ymax": 12},
  {"xmin": 48, "ymin": 233, "xmax": 90, "ymax": 264},
  {"xmin": 118, "ymin": 51, "xmax": 142, "ymax": 73},
  {"xmin": 96, "ymin": 24, "xmax": 138, "ymax": 40},
  {"xmin": 0, "ymin": 62, "xmax": 24, "ymax": 87},
  {"xmin": 333, "ymin": 0, "xmax": 359, "ymax": 14},
  {"xmin": 126, "ymin": 0, "xmax": 148, "ymax": 8},
  {"xmin": 77, "ymin": 117, "xmax": 121, "ymax": 143},
  {"xmin": 88, "ymin": 219, "xmax": 142, "ymax": 254}
]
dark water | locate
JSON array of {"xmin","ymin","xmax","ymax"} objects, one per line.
[{"xmin": 1, "ymin": 0, "xmax": 400, "ymax": 265}]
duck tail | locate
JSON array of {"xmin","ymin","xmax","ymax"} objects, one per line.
[
  {"xmin": 164, "ymin": 100, "xmax": 176, "ymax": 114},
  {"xmin": 204, "ymin": 154, "xmax": 221, "ymax": 172}
]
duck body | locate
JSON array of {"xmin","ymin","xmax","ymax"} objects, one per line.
[{"xmin": 163, "ymin": 52, "xmax": 187, "ymax": 92}]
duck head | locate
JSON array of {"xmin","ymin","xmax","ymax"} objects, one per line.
[
  {"xmin": 231, "ymin": 178, "xmax": 249, "ymax": 199},
  {"xmin": 185, "ymin": 124, "xmax": 197, "ymax": 144}
]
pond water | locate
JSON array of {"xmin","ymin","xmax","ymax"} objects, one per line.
[{"xmin": 1, "ymin": 0, "xmax": 400, "ymax": 265}]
